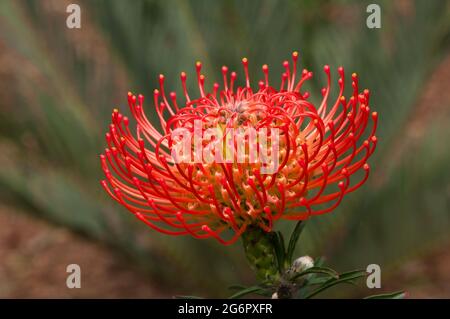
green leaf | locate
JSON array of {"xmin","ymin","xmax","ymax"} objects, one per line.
[
  {"xmin": 304, "ymin": 277, "xmax": 332, "ymax": 286},
  {"xmin": 286, "ymin": 221, "xmax": 306, "ymax": 264},
  {"xmin": 229, "ymin": 286, "xmax": 267, "ymax": 299},
  {"xmin": 272, "ymin": 231, "xmax": 287, "ymax": 273},
  {"xmin": 291, "ymin": 266, "xmax": 339, "ymax": 281},
  {"xmin": 364, "ymin": 291, "xmax": 406, "ymax": 299},
  {"xmin": 304, "ymin": 269, "xmax": 367, "ymax": 299}
]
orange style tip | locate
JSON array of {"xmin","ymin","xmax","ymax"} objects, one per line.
[
  {"xmin": 159, "ymin": 74, "xmax": 164, "ymax": 79},
  {"xmin": 363, "ymin": 163, "xmax": 370, "ymax": 170},
  {"xmin": 127, "ymin": 91, "xmax": 132, "ymax": 96},
  {"xmin": 242, "ymin": 57, "xmax": 248, "ymax": 63},
  {"xmin": 371, "ymin": 136, "xmax": 378, "ymax": 142},
  {"xmin": 199, "ymin": 74, "xmax": 205, "ymax": 80},
  {"xmin": 352, "ymin": 72, "xmax": 358, "ymax": 78},
  {"xmin": 372, "ymin": 111, "xmax": 378, "ymax": 118},
  {"xmin": 153, "ymin": 89, "xmax": 159, "ymax": 94},
  {"xmin": 340, "ymin": 96, "xmax": 346, "ymax": 101},
  {"xmin": 292, "ymin": 51, "xmax": 299, "ymax": 57},
  {"xmin": 113, "ymin": 108, "xmax": 119, "ymax": 113}
]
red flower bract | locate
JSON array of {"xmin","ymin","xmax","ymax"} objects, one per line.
[{"xmin": 100, "ymin": 52, "xmax": 378, "ymax": 245}]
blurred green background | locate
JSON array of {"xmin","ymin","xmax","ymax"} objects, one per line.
[{"xmin": 0, "ymin": 0, "xmax": 450, "ymax": 298}]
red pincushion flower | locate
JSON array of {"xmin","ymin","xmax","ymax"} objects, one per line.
[{"xmin": 100, "ymin": 52, "xmax": 377, "ymax": 245}]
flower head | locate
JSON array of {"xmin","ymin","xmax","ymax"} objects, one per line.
[{"xmin": 100, "ymin": 52, "xmax": 378, "ymax": 245}]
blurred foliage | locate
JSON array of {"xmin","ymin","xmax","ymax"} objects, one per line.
[{"xmin": 0, "ymin": 0, "xmax": 449, "ymax": 296}]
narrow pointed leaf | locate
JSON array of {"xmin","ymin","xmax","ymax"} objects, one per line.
[
  {"xmin": 304, "ymin": 269, "xmax": 367, "ymax": 299},
  {"xmin": 286, "ymin": 221, "xmax": 306, "ymax": 264},
  {"xmin": 273, "ymin": 231, "xmax": 286, "ymax": 273},
  {"xmin": 292, "ymin": 266, "xmax": 339, "ymax": 281},
  {"xmin": 229, "ymin": 286, "xmax": 266, "ymax": 299},
  {"xmin": 364, "ymin": 291, "xmax": 406, "ymax": 299}
]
